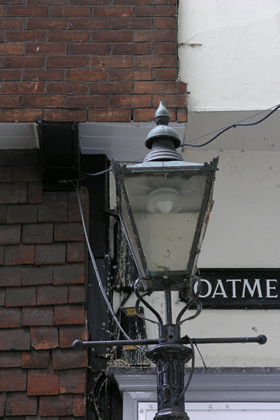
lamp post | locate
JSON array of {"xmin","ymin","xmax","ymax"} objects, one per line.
[
  {"xmin": 112, "ymin": 102, "xmax": 218, "ymax": 419},
  {"xmin": 73, "ymin": 102, "xmax": 267, "ymax": 420}
]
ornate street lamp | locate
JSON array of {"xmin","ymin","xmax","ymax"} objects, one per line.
[
  {"xmin": 112, "ymin": 102, "xmax": 218, "ymax": 420},
  {"xmin": 73, "ymin": 102, "xmax": 267, "ymax": 420}
]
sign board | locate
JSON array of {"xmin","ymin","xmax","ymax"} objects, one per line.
[{"xmin": 189, "ymin": 269, "xmax": 280, "ymax": 309}]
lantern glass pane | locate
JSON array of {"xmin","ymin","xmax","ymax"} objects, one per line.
[{"xmin": 123, "ymin": 173, "xmax": 207, "ymax": 275}]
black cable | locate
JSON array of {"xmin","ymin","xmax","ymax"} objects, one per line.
[
  {"xmin": 181, "ymin": 104, "xmax": 280, "ymax": 148},
  {"xmin": 176, "ymin": 336, "xmax": 195, "ymax": 403}
]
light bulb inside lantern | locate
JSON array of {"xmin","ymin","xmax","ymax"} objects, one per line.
[{"xmin": 147, "ymin": 187, "xmax": 182, "ymax": 214}]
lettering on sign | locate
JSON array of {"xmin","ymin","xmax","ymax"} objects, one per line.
[{"xmin": 188, "ymin": 270, "xmax": 280, "ymax": 309}]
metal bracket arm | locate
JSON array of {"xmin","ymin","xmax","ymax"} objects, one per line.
[{"xmin": 72, "ymin": 334, "xmax": 267, "ymax": 349}]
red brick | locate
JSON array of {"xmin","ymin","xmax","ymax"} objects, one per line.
[
  {"xmin": 110, "ymin": 68, "xmax": 151, "ymax": 81},
  {"xmin": 54, "ymin": 305, "xmax": 85, "ymax": 325},
  {"xmin": 0, "ymin": 225, "xmax": 20, "ymax": 244},
  {"xmin": 135, "ymin": 5, "xmax": 176, "ymax": 16},
  {"xmin": 90, "ymin": 81, "xmax": 132, "ymax": 95},
  {"xmin": 0, "ymin": 266, "xmax": 21, "ymax": 287},
  {"xmin": 177, "ymin": 108, "xmax": 187, "ymax": 123},
  {"xmin": 39, "ymin": 395, "xmax": 73, "ymax": 416},
  {"xmin": 5, "ymin": 244, "xmax": 35, "ymax": 265},
  {"xmin": 22, "ymin": 265, "xmax": 52, "ymax": 286},
  {"xmin": 22, "ymin": 69, "xmax": 64, "ymax": 81},
  {"xmin": 23, "ymin": 95, "xmax": 64, "ymax": 108},
  {"xmin": 135, "ymin": 29, "xmax": 176, "ymax": 42},
  {"xmin": 60, "ymin": 369, "xmax": 86, "ymax": 394},
  {"xmin": 35, "ymin": 244, "xmax": 66, "ymax": 265},
  {"xmin": 66, "ymin": 68, "xmax": 107, "ymax": 81},
  {"xmin": 69, "ymin": 42, "xmax": 111, "ymax": 55},
  {"xmin": 26, "ymin": 42, "xmax": 67, "ymax": 55},
  {"xmin": 69, "ymin": 17, "xmax": 110, "ymax": 30},
  {"xmin": 0, "ymin": 109, "xmax": 43, "ymax": 122},
  {"xmin": 59, "ymin": 325, "xmax": 88, "ymax": 349},
  {"xmin": 44, "ymin": 109, "xmax": 87, "ymax": 122},
  {"xmin": 153, "ymin": 68, "xmax": 177, "ymax": 80},
  {"xmin": 112, "ymin": 17, "xmax": 153, "ymax": 29},
  {"xmin": 31, "ymin": 326, "xmax": 58, "ymax": 350},
  {"xmin": 28, "ymin": 369, "xmax": 59, "ymax": 395},
  {"xmin": 65, "ymin": 95, "xmax": 107, "ymax": 108},
  {"xmin": 6, "ymin": 5, "xmax": 48, "ymax": 16},
  {"xmin": 67, "ymin": 242, "xmax": 85, "ymax": 263},
  {"xmin": 134, "ymin": 81, "xmax": 177, "ymax": 94},
  {"xmin": 50, "ymin": 5, "xmax": 91, "ymax": 17},
  {"xmin": 28, "ymin": 183, "xmax": 43, "ymax": 204},
  {"xmin": 0, "ymin": 351, "xmax": 20, "ymax": 367},
  {"xmin": 93, "ymin": 5, "xmax": 133, "ymax": 17},
  {"xmin": 135, "ymin": 55, "xmax": 177, "ymax": 68},
  {"xmin": 176, "ymin": 81, "xmax": 187, "ymax": 94},
  {"xmin": 0, "ymin": 43, "xmax": 24, "ymax": 54},
  {"xmin": 38, "ymin": 192, "xmax": 67, "ymax": 222},
  {"xmin": 37, "ymin": 285, "xmax": 68, "ymax": 306},
  {"xmin": 0, "ymin": 328, "xmax": 30, "ymax": 351},
  {"xmin": 133, "ymin": 108, "xmax": 161, "ymax": 122},
  {"xmin": 52, "ymin": 348, "xmax": 88, "ymax": 370},
  {"xmin": 0, "ymin": 368, "xmax": 26, "ymax": 391},
  {"xmin": 112, "ymin": 42, "xmax": 153, "ymax": 55},
  {"xmin": 6, "ymin": 30, "xmax": 47, "ymax": 42},
  {"xmin": 73, "ymin": 394, "xmax": 86, "ymax": 417},
  {"xmin": 0, "ymin": 308, "xmax": 21, "ymax": 328},
  {"xmin": 0, "ymin": 183, "xmax": 27, "ymax": 204},
  {"xmin": 21, "ymin": 350, "xmax": 50, "ymax": 369},
  {"xmin": 6, "ymin": 286, "xmax": 36, "ymax": 307},
  {"xmin": 91, "ymin": 55, "xmax": 132, "ymax": 68},
  {"xmin": 22, "ymin": 223, "xmax": 53, "ymax": 244},
  {"xmin": 27, "ymin": 17, "xmax": 68, "ymax": 30},
  {"xmin": 5, "ymin": 392, "xmax": 37, "ymax": 416},
  {"xmin": 156, "ymin": 16, "xmax": 177, "ymax": 29},
  {"xmin": 88, "ymin": 108, "xmax": 131, "ymax": 122},
  {"xmin": 108, "ymin": 95, "xmax": 130, "ymax": 108},
  {"xmin": 152, "ymin": 94, "xmax": 186, "ymax": 108},
  {"xmin": 46, "ymin": 82, "xmax": 89, "ymax": 95},
  {"xmin": 3, "ymin": 56, "xmax": 45, "ymax": 68},
  {"xmin": 47, "ymin": 55, "xmax": 89, "ymax": 68},
  {"xmin": 23, "ymin": 307, "xmax": 53, "ymax": 326},
  {"xmin": 0, "ymin": 96, "xmax": 20, "ymax": 108},
  {"xmin": 7, "ymin": 205, "xmax": 37, "ymax": 224},
  {"xmin": 92, "ymin": 29, "xmax": 133, "ymax": 42},
  {"xmin": 49, "ymin": 29, "xmax": 90, "ymax": 42},
  {"xmin": 3, "ymin": 81, "xmax": 44, "ymax": 95},
  {"xmin": 53, "ymin": 264, "xmax": 84, "ymax": 285},
  {"xmin": 0, "ymin": 18, "xmax": 25, "ymax": 29},
  {"xmin": 130, "ymin": 95, "xmax": 151, "ymax": 108}
]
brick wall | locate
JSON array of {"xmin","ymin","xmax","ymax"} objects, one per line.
[
  {"xmin": 0, "ymin": 0, "xmax": 186, "ymax": 123},
  {"xmin": 0, "ymin": 151, "xmax": 88, "ymax": 418}
]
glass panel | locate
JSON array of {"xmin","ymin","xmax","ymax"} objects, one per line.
[{"xmin": 123, "ymin": 173, "xmax": 207, "ymax": 275}]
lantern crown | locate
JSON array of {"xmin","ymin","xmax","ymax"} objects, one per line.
[{"xmin": 144, "ymin": 102, "xmax": 183, "ymax": 162}]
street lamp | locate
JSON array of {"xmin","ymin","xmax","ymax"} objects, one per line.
[
  {"xmin": 112, "ymin": 102, "xmax": 218, "ymax": 420},
  {"xmin": 73, "ymin": 102, "xmax": 267, "ymax": 420}
]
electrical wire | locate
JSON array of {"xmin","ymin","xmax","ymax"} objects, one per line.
[
  {"xmin": 176, "ymin": 336, "xmax": 195, "ymax": 404},
  {"xmin": 181, "ymin": 104, "xmax": 280, "ymax": 148},
  {"xmin": 70, "ymin": 171, "xmax": 146, "ymax": 353}
]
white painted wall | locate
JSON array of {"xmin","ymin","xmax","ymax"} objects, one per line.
[{"xmin": 178, "ymin": 0, "xmax": 280, "ymax": 111}]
